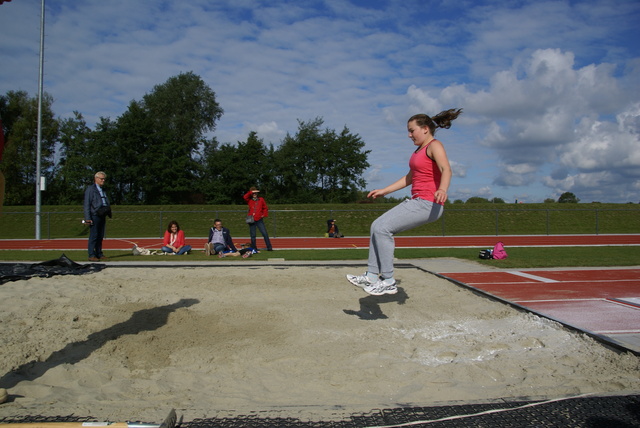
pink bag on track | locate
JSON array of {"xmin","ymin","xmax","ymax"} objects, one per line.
[{"xmin": 492, "ymin": 241, "xmax": 508, "ymax": 259}]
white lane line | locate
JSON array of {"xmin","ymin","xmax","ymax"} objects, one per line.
[{"xmin": 507, "ymin": 271, "xmax": 560, "ymax": 283}]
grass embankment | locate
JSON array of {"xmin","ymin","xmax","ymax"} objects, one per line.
[
  {"xmin": 1, "ymin": 203, "xmax": 638, "ymax": 267},
  {"xmin": 1, "ymin": 203, "xmax": 639, "ymax": 239}
]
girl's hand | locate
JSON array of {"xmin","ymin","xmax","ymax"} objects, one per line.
[
  {"xmin": 368, "ymin": 189, "xmax": 385, "ymax": 199},
  {"xmin": 434, "ymin": 189, "xmax": 448, "ymax": 204}
]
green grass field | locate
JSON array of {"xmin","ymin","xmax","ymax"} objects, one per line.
[
  {"xmin": 1, "ymin": 246, "xmax": 639, "ymax": 268},
  {"xmin": 1, "ymin": 202, "xmax": 639, "ymax": 239},
  {"xmin": 1, "ymin": 203, "xmax": 638, "ymax": 267}
]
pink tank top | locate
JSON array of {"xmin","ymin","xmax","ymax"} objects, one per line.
[{"xmin": 409, "ymin": 141, "xmax": 443, "ymax": 205}]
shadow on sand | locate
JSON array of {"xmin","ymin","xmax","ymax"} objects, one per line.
[
  {"xmin": 0, "ymin": 298, "xmax": 199, "ymax": 390},
  {"xmin": 343, "ymin": 282, "xmax": 408, "ymax": 320}
]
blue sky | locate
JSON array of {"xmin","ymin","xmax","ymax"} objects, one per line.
[{"xmin": 1, "ymin": 0, "xmax": 639, "ymax": 203}]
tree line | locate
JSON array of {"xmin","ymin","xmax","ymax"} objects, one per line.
[
  {"xmin": 0, "ymin": 72, "xmax": 371, "ymax": 206},
  {"xmin": 452, "ymin": 192, "xmax": 581, "ymax": 204}
]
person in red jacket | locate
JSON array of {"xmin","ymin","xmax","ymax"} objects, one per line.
[
  {"xmin": 243, "ymin": 187, "xmax": 273, "ymax": 251},
  {"xmin": 161, "ymin": 220, "xmax": 192, "ymax": 255}
]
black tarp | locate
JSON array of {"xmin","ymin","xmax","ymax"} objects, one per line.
[{"xmin": 0, "ymin": 254, "xmax": 106, "ymax": 285}]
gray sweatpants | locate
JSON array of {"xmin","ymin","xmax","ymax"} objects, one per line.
[{"xmin": 368, "ymin": 198, "xmax": 443, "ymax": 278}]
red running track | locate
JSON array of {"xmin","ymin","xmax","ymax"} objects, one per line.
[
  {"xmin": 440, "ymin": 269, "xmax": 640, "ymax": 354},
  {"xmin": 1, "ymin": 234, "xmax": 639, "ymax": 250}
]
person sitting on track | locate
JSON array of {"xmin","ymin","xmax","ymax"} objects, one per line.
[
  {"xmin": 161, "ymin": 220, "xmax": 192, "ymax": 255},
  {"xmin": 205, "ymin": 219, "xmax": 237, "ymax": 257}
]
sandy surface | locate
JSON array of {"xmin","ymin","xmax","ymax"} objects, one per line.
[{"xmin": 0, "ymin": 264, "xmax": 639, "ymax": 423}]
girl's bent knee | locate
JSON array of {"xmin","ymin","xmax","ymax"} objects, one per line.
[{"xmin": 370, "ymin": 220, "xmax": 392, "ymax": 236}]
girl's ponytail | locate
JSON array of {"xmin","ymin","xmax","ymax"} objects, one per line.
[
  {"xmin": 410, "ymin": 108, "xmax": 462, "ymax": 134},
  {"xmin": 432, "ymin": 108, "xmax": 463, "ymax": 130}
]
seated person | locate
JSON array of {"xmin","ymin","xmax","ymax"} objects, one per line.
[
  {"xmin": 326, "ymin": 219, "xmax": 343, "ymax": 238},
  {"xmin": 205, "ymin": 219, "xmax": 237, "ymax": 256},
  {"xmin": 219, "ymin": 243, "xmax": 259, "ymax": 259},
  {"xmin": 239, "ymin": 243, "xmax": 259, "ymax": 258},
  {"xmin": 162, "ymin": 220, "xmax": 192, "ymax": 255}
]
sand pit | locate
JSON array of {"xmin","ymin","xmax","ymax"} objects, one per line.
[{"xmin": 0, "ymin": 264, "xmax": 639, "ymax": 422}]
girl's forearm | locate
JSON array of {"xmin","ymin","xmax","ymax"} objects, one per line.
[
  {"xmin": 386, "ymin": 176, "xmax": 411, "ymax": 193},
  {"xmin": 371, "ymin": 174, "xmax": 411, "ymax": 198}
]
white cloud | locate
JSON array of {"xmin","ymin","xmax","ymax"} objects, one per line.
[
  {"xmin": 414, "ymin": 48, "xmax": 640, "ymax": 202},
  {"xmin": 450, "ymin": 161, "xmax": 467, "ymax": 178},
  {"xmin": 546, "ymin": 70, "xmax": 637, "ymax": 201},
  {"xmin": 406, "ymin": 85, "xmax": 442, "ymax": 116},
  {"xmin": 253, "ymin": 121, "xmax": 285, "ymax": 144},
  {"xmin": 559, "ymin": 104, "xmax": 640, "ymax": 175}
]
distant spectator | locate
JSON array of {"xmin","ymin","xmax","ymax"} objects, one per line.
[
  {"xmin": 243, "ymin": 186, "xmax": 273, "ymax": 251},
  {"xmin": 205, "ymin": 219, "xmax": 237, "ymax": 256},
  {"xmin": 219, "ymin": 243, "xmax": 259, "ymax": 259},
  {"xmin": 326, "ymin": 219, "xmax": 343, "ymax": 238},
  {"xmin": 162, "ymin": 220, "xmax": 192, "ymax": 255},
  {"xmin": 83, "ymin": 171, "xmax": 112, "ymax": 261}
]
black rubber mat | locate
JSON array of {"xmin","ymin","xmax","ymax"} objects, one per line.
[
  {"xmin": 0, "ymin": 255, "xmax": 105, "ymax": 285},
  {"xmin": 183, "ymin": 394, "xmax": 640, "ymax": 426},
  {"xmin": 182, "ymin": 395, "xmax": 640, "ymax": 427},
  {"xmin": 4, "ymin": 394, "xmax": 636, "ymax": 427}
]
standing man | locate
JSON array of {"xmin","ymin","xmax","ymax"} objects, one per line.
[
  {"xmin": 243, "ymin": 186, "xmax": 273, "ymax": 251},
  {"xmin": 83, "ymin": 171, "xmax": 111, "ymax": 261}
]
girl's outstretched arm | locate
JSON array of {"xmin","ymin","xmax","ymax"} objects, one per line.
[{"xmin": 368, "ymin": 172, "xmax": 412, "ymax": 199}]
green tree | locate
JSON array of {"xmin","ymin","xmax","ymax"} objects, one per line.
[
  {"xmin": 203, "ymin": 132, "xmax": 274, "ymax": 204},
  {"xmin": 558, "ymin": 192, "xmax": 580, "ymax": 203},
  {"xmin": 490, "ymin": 197, "xmax": 506, "ymax": 203},
  {"xmin": 203, "ymin": 139, "xmax": 236, "ymax": 204},
  {"xmin": 84, "ymin": 117, "xmax": 121, "ymax": 202},
  {"xmin": 109, "ymin": 102, "xmax": 154, "ymax": 204},
  {"xmin": 273, "ymin": 118, "xmax": 370, "ymax": 203},
  {"xmin": 54, "ymin": 72, "xmax": 222, "ymax": 205},
  {"xmin": 0, "ymin": 91, "xmax": 58, "ymax": 205},
  {"xmin": 323, "ymin": 126, "xmax": 370, "ymax": 202},
  {"xmin": 139, "ymin": 72, "xmax": 223, "ymax": 204},
  {"xmin": 466, "ymin": 196, "xmax": 490, "ymax": 204},
  {"xmin": 48, "ymin": 111, "xmax": 93, "ymax": 204},
  {"xmin": 272, "ymin": 121, "xmax": 315, "ymax": 203},
  {"xmin": 234, "ymin": 132, "xmax": 273, "ymax": 200},
  {"xmin": 544, "ymin": 198, "xmax": 555, "ymax": 203}
]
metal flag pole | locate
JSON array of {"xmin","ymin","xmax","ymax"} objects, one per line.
[{"xmin": 35, "ymin": 0, "xmax": 45, "ymax": 239}]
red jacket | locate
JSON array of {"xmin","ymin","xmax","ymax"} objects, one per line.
[
  {"xmin": 163, "ymin": 230, "xmax": 187, "ymax": 248},
  {"xmin": 243, "ymin": 191, "xmax": 269, "ymax": 221}
]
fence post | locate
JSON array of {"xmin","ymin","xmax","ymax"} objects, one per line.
[
  {"xmin": 272, "ymin": 210, "xmax": 277, "ymax": 238},
  {"xmin": 595, "ymin": 208, "xmax": 599, "ymax": 235},
  {"xmin": 546, "ymin": 209, "xmax": 550, "ymax": 235},
  {"xmin": 441, "ymin": 211, "xmax": 445, "ymax": 236},
  {"xmin": 495, "ymin": 209, "xmax": 499, "ymax": 236},
  {"xmin": 159, "ymin": 211, "xmax": 164, "ymax": 237}
]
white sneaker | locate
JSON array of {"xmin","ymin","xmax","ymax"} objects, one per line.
[
  {"xmin": 204, "ymin": 243, "xmax": 212, "ymax": 256},
  {"xmin": 346, "ymin": 273, "xmax": 373, "ymax": 289},
  {"xmin": 364, "ymin": 279, "xmax": 398, "ymax": 296}
]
